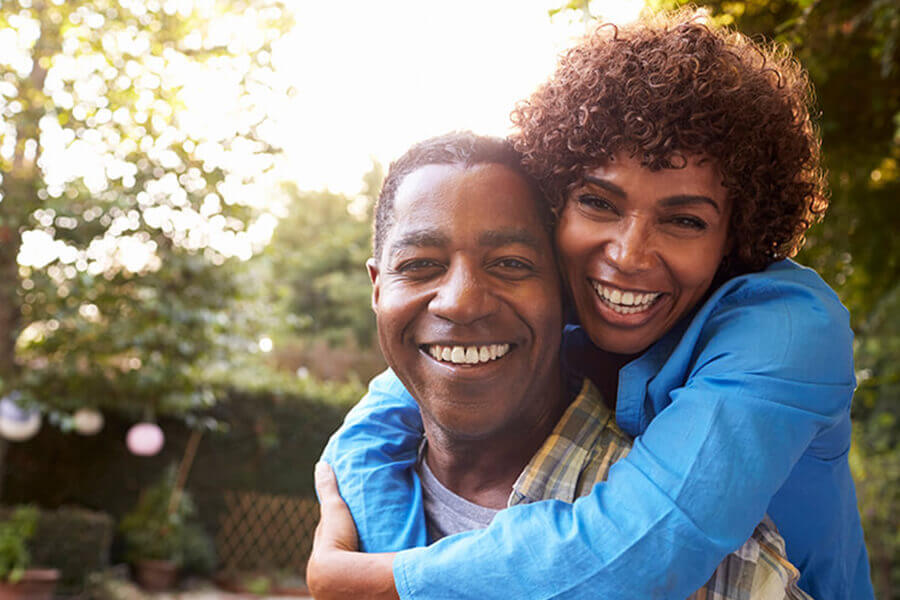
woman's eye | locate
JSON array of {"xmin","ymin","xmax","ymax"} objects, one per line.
[
  {"xmin": 669, "ymin": 216, "xmax": 708, "ymax": 230},
  {"xmin": 577, "ymin": 194, "xmax": 617, "ymax": 213}
]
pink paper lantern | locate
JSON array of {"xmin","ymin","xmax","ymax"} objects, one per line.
[{"xmin": 126, "ymin": 422, "xmax": 165, "ymax": 456}]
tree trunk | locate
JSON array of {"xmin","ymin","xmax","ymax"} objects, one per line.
[{"xmin": 875, "ymin": 556, "xmax": 893, "ymax": 600}]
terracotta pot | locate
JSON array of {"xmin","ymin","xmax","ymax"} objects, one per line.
[
  {"xmin": 133, "ymin": 559, "xmax": 178, "ymax": 591},
  {"xmin": 0, "ymin": 568, "xmax": 60, "ymax": 600}
]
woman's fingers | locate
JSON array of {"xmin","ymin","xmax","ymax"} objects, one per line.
[{"xmin": 313, "ymin": 462, "xmax": 360, "ymax": 552}]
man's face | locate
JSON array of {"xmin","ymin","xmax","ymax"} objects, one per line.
[{"xmin": 368, "ymin": 163, "xmax": 563, "ymax": 441}]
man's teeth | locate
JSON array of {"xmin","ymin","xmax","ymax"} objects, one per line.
[
  {"xmin": 428, "ymin": 344, "xmax": 511, "ymax": 365},
  {"xmin": 592, "ymin": 282, "xmax": 661, "ymax": 314}
]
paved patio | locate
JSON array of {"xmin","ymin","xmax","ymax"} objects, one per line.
[{"xmin": 94, "ymin": 577, "xmax": 312, "ymax": 599}]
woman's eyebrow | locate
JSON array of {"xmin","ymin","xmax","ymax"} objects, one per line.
[
  {"xmin": 583, "ymin": 175, "xmax": 721, "ymax": 214},
  {"xmin": 659, "ymin": 194, "xmax": 721, "ymax": 213},
  {"xmin": 582, "ymin": 176, "xmax": 625, "ymax": 196}
]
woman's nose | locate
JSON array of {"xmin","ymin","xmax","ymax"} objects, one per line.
[{"xmin": 604, "ymin": 219, "xmax": 657, "ymax": 274}]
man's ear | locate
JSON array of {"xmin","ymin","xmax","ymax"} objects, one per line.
[{"xmin": 366, "ymin": 258, "xmax": 380, "ymax": 313}]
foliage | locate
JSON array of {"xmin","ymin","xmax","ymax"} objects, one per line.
[
  {"xmin": 0, "ymin": 0, "xmax": 292, "ymax": 419},
  {"xmin": 0, "ymin": 505, "xmax": 38, "ymax": 583},
  {"xmin": 118, "ymin": 465, "xmax": 214, "ymax": 572},
  {"xmin": 851, "ymin": 282, "xmax": 900, "ymax": 595},
  {"xmin": 267, "ymin": 165, "xmax": 381, "ymax": 348},
  {"xmin": 0, "ymin": 504, "xmax": 114, "ymax": 593},
  {"xmin": 259, "ymin": 165, "xmax": 385, "ymax": 382},
  {"xmin": 29, "ymin": 506, "xmax": 114, "ymax": 594}
]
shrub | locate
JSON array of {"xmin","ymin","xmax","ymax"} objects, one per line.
[
  {"xmin": 0, "ymin": 506, "xmax": 38, "ymax": 583},
  {"xmin": 119, "ymin": 466, "xmax": 215, "ymax": 574}
]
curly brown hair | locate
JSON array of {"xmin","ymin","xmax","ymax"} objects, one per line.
[{"xmin": 510, "ymin": 10, "xmax": 828, "ymax": 274}]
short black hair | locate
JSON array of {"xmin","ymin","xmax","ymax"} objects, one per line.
[{"xmin": 372, "ymin": 131, "xmax": 548, "ymax": 261}]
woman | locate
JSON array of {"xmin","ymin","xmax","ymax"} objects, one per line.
[{"xmin": 309, "ymin": 11, "xmax": 873, "ymax": 599}]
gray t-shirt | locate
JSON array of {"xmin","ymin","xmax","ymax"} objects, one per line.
[{"xmin": 417, "ymin": 449, "xmax": 500, "ymax": 542}]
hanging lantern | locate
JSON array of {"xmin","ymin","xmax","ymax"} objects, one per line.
[
  {"xmin": 126, "ymin": 422, "xmax": 164, "ymax": 456},
  {"xmin": 73, "ymin": 408, "xmax": 105, "ymax": 436},
  {"xmin": 0, "ymin": 394, "xmax": 42, "ymax": 442}
]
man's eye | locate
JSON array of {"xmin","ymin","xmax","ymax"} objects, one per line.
[
  {"xmin": 398, "ymin": 259, "xmax": 441, "ymax": 272},
  {"xmin": 498, "ymin": 258, "xmax": 529, "ymax": 269},
  {"xmin": 491, "ymin": 257, "xmax": 535, "ymax": 278}
]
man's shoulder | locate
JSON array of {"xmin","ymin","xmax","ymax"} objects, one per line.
[{"xmin": 510, "ymin": 380, "xmax": 633, "ymax": 505}]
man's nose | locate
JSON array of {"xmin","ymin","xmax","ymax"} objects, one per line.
[
  {"xmin": 604, "ymin": 218, "xmax": 657, "ymax": 274},
  {"xmin": 429, "ymin": 261, "xmax": 499, "ymax": 324}
]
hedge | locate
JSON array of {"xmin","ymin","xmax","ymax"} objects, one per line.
[
  {"xmin": 0, "ymin": 505, "xmax": 114, "ymax": 595},
  {"xmin": 1, "ymin": 372, "xmax": 362, "ymax": 569}
]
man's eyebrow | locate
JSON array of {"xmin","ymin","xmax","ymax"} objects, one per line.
[
  {"xmin": 659, "ymin": 194, "xmax": 721, "ymax": 214},
  {"xmin": 583, "ymin": 176, "xmax": 721, "ymax": 213},
  {"xmin": 479, "ymin": 228, "xmax": 542, "ymax": 250},
  {"xmin": 387, "ymin": 229, "xmax": 448, "ymax": 258}
]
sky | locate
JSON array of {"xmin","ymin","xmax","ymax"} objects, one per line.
[{"xmin": 268, "ymin": 0, "xmax": 645, "ymax": 195}]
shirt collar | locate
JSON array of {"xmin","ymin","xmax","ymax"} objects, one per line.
[{"xmin": 509, "ymin": 379, "xmax": 612, "ymax": 505}]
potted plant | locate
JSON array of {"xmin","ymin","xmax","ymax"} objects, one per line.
[
  {"xmin": 0, "ymin": 506, "xmax": 60, "ymax": 600},
  {"xmin": 119, "ymin": 465, "xmax": 215, "ymax": 591}
]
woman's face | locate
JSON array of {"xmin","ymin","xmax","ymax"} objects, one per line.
[{"xmin": 555, "ymin": 153, "xmax": 732, "ymax": 356}]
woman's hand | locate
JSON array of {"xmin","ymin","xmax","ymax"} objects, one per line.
[{"xmin": 307, "ymin": 462, "xmax": 400, "ymax": 600}]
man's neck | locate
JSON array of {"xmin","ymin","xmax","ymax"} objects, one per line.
[{"xmin": 421, "ymin": 368, "xmax": 568, "ymax": 510}]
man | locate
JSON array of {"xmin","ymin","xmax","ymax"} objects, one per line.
[{"xmin": 310, "ymin": 132, "xmax": 809, "ymax": 600}]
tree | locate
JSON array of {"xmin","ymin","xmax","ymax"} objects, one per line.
[
  {"xmin": 0, "ymin": 0, "xmax": 291, "ymax": 426},
  {"xmin": 257, "ymin": 163, "xmax": 385, "ymax": 382}
]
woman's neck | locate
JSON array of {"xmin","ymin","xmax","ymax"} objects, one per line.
[{"xmin": 579, "ymin": 344, "xmax": 637, "ymax": 411}]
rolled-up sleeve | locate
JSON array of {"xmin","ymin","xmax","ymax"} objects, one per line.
[{"xmin": 321, "ymin": 368, "xmax": 428, "ymax": 552}]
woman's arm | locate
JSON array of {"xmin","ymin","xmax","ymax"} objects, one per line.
[
  {"xmin": 319, "ymin": 268, "xmax": 858, "ymax": 599},
  {"xmin": 319, "ymin": 368, "xmax": 427, "ymax": 552},
  {"xmin": 388, "ymin": 271, "xmax": 856, "ymax": 599},
  {"xmin": 307, "ymin": 462, "xmax": 399, "ymax": 600}
]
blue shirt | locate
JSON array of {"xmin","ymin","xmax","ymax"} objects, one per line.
[{"xmin": 322, "ymin": 260, "xmax": 873, "ymax": 600}]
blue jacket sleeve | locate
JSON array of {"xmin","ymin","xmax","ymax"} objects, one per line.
[
  {"xmin": 391, "ymin": 276, "xmax": 856, "ymax": 599},
  {"xmin": 320, "ymin": 368, "xmax": 428, "ymax": 552}
]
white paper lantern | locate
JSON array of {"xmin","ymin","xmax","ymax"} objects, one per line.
[
  {"xmin": 73, "ymin": 408, "xmax": 105, "ymax": 435},
  {"xmin": 0, "ymin": 395, "xmax": 42, "ymax": 442},
  {"xmin": 126, "ymin": 422, "xmax": 164, "ymax": 456}
]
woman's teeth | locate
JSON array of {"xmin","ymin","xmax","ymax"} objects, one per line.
[
  {"xmin": 592, "ymin": 282, "xmax": 661, "ymax": 315},
  {"xmin": 427, "ymin": 344, "xmax": 510, "ymax": 365}
]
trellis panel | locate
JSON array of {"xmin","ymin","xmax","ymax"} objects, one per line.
[{"xmin": 217, "ymin": 490, "xmax": 319, "ymax": 572}]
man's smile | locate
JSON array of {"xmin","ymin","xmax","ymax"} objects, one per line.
[{"xmin": 422, "ymin": 343, "xmax": 513, "ymax": 365}]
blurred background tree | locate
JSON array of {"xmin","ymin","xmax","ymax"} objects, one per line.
[
  {"xmin": 0, "ymin": 0, "xmax": 291, "ymax": 478},
  {"xmin": 260, "ymin": 162, "xmax": 386, "ymax": 383},
  {"xmin": 555, "ymin": 0, "xmax": 900, "ymax": 595}
]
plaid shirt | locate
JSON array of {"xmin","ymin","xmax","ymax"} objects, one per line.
[{"xmin": 509, "ymin": 379, "xmax": 813, "ymax": 600}]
